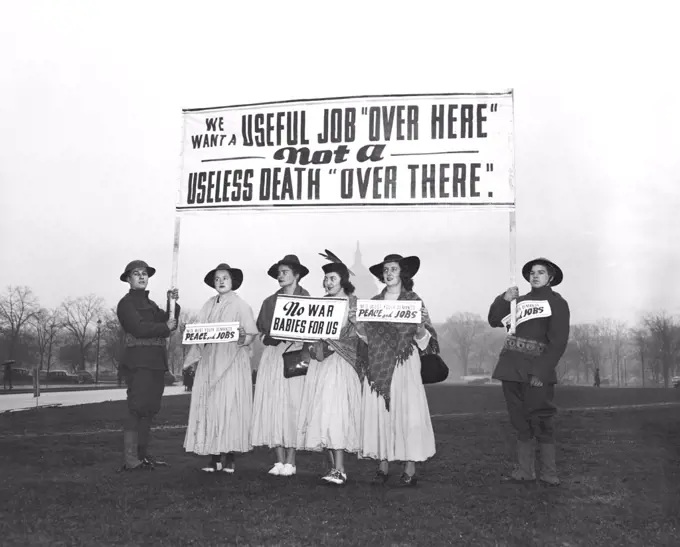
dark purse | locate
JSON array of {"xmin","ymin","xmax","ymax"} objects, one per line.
[
  {"xmin": 282, "ymin": 343, "xmax": 310, "ymax": 379},
  {"xmin": 420, "ymin": 353, "xmax": 449, "ymax": 384}
]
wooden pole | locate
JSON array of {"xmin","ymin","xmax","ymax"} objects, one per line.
[
  {"xmin": 509, "ymin": 89, "xmax": 518, "ymax": 335},
  {"xmin": 509, "ymin": 211, "xmax": 517, "ymax": 334},
  {"xmin": 167, "ymin": 113, "xmax": 186, "ymax": 366},
  {"xmin": 170, "ymin": 216, "xmax": 181, "ymax": 295}
]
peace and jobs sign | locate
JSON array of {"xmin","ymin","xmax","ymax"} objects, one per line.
[{"xmin": 182, "ymin": 322, "xmax": 240, "ymax": 345}]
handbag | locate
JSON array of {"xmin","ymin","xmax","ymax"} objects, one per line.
[
  {"xmin": 282, "ymin": 343, "xmax": 310, "ymax": 379},
  {"xmin": 420, "ymin": 353, "xmax": 449, "ymax": 384}
]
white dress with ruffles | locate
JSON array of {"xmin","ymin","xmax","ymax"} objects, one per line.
[
  {"xmin": 359, "ymin": 312, "xmax": 436, "ymax": 462},
  {"xmin": 183, "ymin": 291, "xmax": 257, "ymax": 456},
  {"xmin": 251, "ymin": 341, "xmax": 306, "ymax": 449},
  {"xmin": 296, "ymin": 297, "xmax": 362, "ymax": 453}
]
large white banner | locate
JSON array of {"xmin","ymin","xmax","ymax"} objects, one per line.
[{"xmin": 178, "ymin": 92, "xmax": 515, "ymax": 211}]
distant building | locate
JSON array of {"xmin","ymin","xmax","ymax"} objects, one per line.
[{"xmin": 349, "ymin": 241, "xmax": 381, "ymax": 299}]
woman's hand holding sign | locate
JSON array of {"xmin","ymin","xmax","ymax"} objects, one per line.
[
  {"xmin": 237, "ymin": 326, "xmax": 248, "ymax": 346},
  {"xmin": 415, "ymin": 303, "xmax": 429, "ymax": 339}
]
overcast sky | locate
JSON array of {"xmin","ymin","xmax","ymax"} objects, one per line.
[{"xmin": 1, "ymin": 1, "xmax": 678, "ymax": 325}]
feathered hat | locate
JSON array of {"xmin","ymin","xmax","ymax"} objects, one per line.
[{"xmin": 318, "ymin": 249, "xmax": 354, "ymax": 277}]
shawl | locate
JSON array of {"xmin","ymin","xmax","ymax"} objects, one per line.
[
  {"xmin": 356, "ymin": 288, "xmax": 439, "ymax": 411},
  {"xmin": 256, "ymin": 284, "xmax": 310, "ymax": 335},
  {"xmin": 182, "ymin": 290, "xmax": 256, "ymax": 370},
  {"xmin": 324, "ymin": 294, "xmax": 362, "ymax": 377}
]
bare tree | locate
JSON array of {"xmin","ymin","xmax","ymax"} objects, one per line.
[
  {"xmin": 99, "ymin": 308, "xmax": 126, "ymax": 371},
  {"xmin": 61, "ymin": 294, "xmax": 106, "ymax": 371},
  {"xmin": 598, "ymin": 318, "xmax": 629, "ymax": 386},
  {"xmin": 557, "ymin": 337, "xmax": 581, "ymax": 383},
  {"xmin": 441, "ymin": 312, "xmax": 487, "ymax": 377},
  {"xmin": 571, "ymin": 323, "xmax": 604, "ymax": 384},
  {"xmin": 0, "ymin": 286, "xmax": 40, "ymax": 360},
  {"xmin": 644, "ymin": 312, "xmax": 680, "ymax": 388},
  {"xmin": 631, "ymin": 327, "xmax": 652, "ymax": 387},
  {"xmin": 472, "ymin": 331, "xmax": 493, "ymax": 370},
  {"xmin": 31, "ymin": 307, "xmax": 62, "ymax": 373}
]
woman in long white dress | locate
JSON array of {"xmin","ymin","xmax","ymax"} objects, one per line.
[
  {"xmin": 357, "ymin": 253, "xmax": 440, "ymax": 487},
  {"xmin": 183, "ymin": 263, "xmax": 258, "ymax": 473},
  {"xmin": 251, "ymin": 254, "xmax": 311, "ymax": 477},
  {"xmin": 297, "ymin": 252, "xmax": 363, "ymax": 485}
]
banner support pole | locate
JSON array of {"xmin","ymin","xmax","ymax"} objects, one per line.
[
  {"xmin": 509, "ymin": 210, "xmax": 517, "ymax": 334},
  {"xmin": 170, "ymin": 215, "xmax": 181, "ymax": 296},
  {"xmin": 167, "ymin": 113, "xmax": 186, "ymax": 369},
  {"xmin": 508, "ymin": 89, "xmax": 517, "ymax": 335}
]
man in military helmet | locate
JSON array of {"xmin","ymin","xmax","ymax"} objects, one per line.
[
  {"xmin": 488, "ymin": 258, "xmax": 570, "ymax": 487},
  {"xmin": 117, "ymin": 259, "xmax": 180, "ymax": 471}
]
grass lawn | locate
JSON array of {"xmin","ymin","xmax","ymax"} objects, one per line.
[{"xmin": 0, "ymin": 386, "xmax": 679, "ymax": 546}]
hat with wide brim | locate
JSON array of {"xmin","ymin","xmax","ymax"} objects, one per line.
[
  {"xmin": 267, "ymin": 254, "xmax": 309, "ymax": 280},
  {"xmin": 522, "ymin": 257, "xmax": 563, "ymax": 286},
  {"xmin": 204, "ymin": 263, "xmax": 244, "ymax": 291},
  {"xmin": 369, "ymin": 254, "xmax": 420, "ymax": 280},
  {"xmin": 120, "ymin": 260, "xmax": 156, "ymax": 282}
]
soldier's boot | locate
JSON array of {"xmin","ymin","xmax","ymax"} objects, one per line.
[
  {"xmin": 538, "ymin": 443, "xmax": 560, "ymax": 486},
  {"xmin": 118, "ymin": 430, "xmax": 148, "ymax": 472},
  {"xmin": 503, "ymin": 438, "xmax": 536, "ymax": 482},
  {"xmin": 137, "ymin": 417, "xmax": 169, "ymax": 468}
]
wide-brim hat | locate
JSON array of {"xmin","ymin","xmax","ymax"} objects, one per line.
[
  {"xmin": 267, "ymin": 254, "xmax": 309, "ymax": 280},
  {"xmin": 369, "ymin": 254, "xmax": 420, "ymax": 280},
  {"xmin": 522, "ymin": 257, "xmax": 563, "ymax": 286},
  {"xmin": 120, "ymin": 260, "xmax": 156, "ymax": 282},
  {"xmin": 204, "ymin": 263, "xmax": 244, "ymax": 291}
]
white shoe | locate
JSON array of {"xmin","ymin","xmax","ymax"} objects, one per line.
[
  {"xmin": 325, "ymin": 469, "xmax": 347, "ymax": 485},
  {"xmin": 321, "ymin": 469, "xmax": 335, "ymax": 482},
  {"xmin": 281, "ymin": 463, "xmax": 296, "ymax": 476},
  {"xmin": 201, "ymin": 462, "xmax": 223, "ymax": 473},
  {"xmin": 268, "ymin": 462, "xmax": 285, "ymax": 475}
]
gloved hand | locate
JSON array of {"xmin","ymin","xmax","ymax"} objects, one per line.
[{"xmin": 262, "ymin": 335, "xmax": 281, "ymax": 347}]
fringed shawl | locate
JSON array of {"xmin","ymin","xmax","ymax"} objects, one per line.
[
  {"xmin": 356, "ymin": 288, "xmax": 439, "ymax": 411},
  {"xmin": 324, "ymin": 294, "xmax": 362, "ymax": 376}
]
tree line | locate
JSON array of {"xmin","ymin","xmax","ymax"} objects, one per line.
[{"xmin": 1, "ymin": 285, "xmax": 678, "ymax": 386}]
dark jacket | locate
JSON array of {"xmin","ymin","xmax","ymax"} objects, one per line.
[
  {"xmin": 488, "ymin": 286, "xmax": 570, "ymax": 384},
  {"xmin": 256, "ymin": 285, "xmax": 310, "ymax": 345},
  {"xmin": 117, "ymin": 289, "xmax": 181, "ymax": 371}
]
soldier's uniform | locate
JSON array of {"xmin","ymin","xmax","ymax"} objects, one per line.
[
  {"xmin": 488, "ymin": 258, "xmax": 570, "ymax": 485},
  {"xmin": 117, "ymin": 260, "xmax": 180, "ymax": 471}
]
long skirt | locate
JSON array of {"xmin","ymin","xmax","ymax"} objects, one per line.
[
  {"xmin": 297, "ymin": 352, "xmax": 362, "ymax": 453},
  {"xmin": 251, "ymin": 341, "xmax": 306, "ymax": 449},
  {"xmin": 184, "ymin": 351, "xmax": 253, "ymax": 455},
  {"xmin": 360, "ymin": 351, "xmax": 436, "ymax": 462}
]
